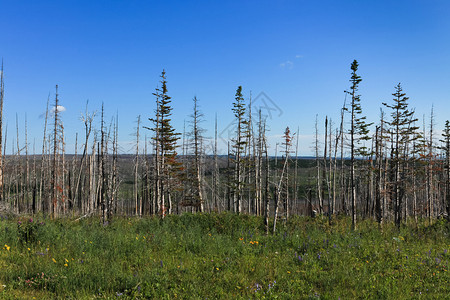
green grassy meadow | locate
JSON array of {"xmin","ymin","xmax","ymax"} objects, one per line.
[{"xmin": 0, "ymin": 213, "xmax": 449, "ymax": 299}]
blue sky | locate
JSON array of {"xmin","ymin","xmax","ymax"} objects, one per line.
[{"xmin": 1, "ymin": 0, "xmax": 450, "ymax": 155}]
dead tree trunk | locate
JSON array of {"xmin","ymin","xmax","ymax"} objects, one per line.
[
  {"xmin": 135, "ymin": 116, "xmax": 141, "ymax": 216},
  {"xmin": 315, "ymin": 115, "xmax": 323, "ymax": 214}
]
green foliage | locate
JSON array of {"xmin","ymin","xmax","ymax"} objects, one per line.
[
  {"xmin": 231, "ymin": 86, "xmax": 249, "ymax": 158},
  {"xmin": 147, "ymin": 70, "xmax": 181, "ymax": 174},
  {"xmin": 383, "ymin": 83, "xmax": 419, "ymax": 158},
  {"xmin": 0, "ymin": 213, "xmax": 448, "ymax": 298},
  {"xmin": 16, "ymin": 217, "xmax": 44, "ymax": 245},
  {"xmin": 347, "ymin": 59, "xmax": 373, "ymax": 157},
  {"xmin": 232, "ymin": 86, "xmax": 246, "ymax": 125},
  {"xmin": 150, "ymin": 70, "xmax": 180, "ymax": 154}
]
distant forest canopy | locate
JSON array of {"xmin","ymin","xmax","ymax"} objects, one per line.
[{"xmin": 0, "ymin": 60, "xmax": 448, "ymax": 230}]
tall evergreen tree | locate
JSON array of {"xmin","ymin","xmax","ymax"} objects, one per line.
[
  {"xmin": 382, "ymin": 83, "xmax": 418, "ymax": 226},
  {"xmin": 231, "ymin": 86, "xmax": 248, "ymax": 214},
  {"xmin": 147, "ymin": 70, "xmax": 181, "ymax": 217},
  {"xmin": 346, "ymin": 60, "xmax": 372, "ymax": 229}
]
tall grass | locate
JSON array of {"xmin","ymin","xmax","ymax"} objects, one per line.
[{"xmin": 0, "ymin": 213, "xmax": 448, "ymax": 299}]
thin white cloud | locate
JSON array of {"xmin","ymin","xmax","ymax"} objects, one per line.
[
  {"xmin": 279, "ymin": 60, "xmax": 294, "ymax": 69},
  {"xmin": 40, "ymin": 105, "xmax": 66, "ymax": 118},
  {"xmin": 280, "ymin": 54, "xmax": 304, "ymax": 69},
  {"xmin": 51, "ymin": 105, "xmax": 66, "ymax": 113}
]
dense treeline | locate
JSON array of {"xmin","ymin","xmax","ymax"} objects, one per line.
[{"xmin": 0, "ymin": 60, "xmax": 449, "ymax": 229}]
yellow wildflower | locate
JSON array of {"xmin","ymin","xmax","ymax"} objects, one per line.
[
  {"xmin": 64, "ymin": 263, "xmax": 68, "ymax": 267},
  {"xmin": 4, "ymin": 244, "xmax": 10, "ymax": 251},
  {"xmin": 52, "ymin": 258, "xmax": 57, "ymax": 263}
]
